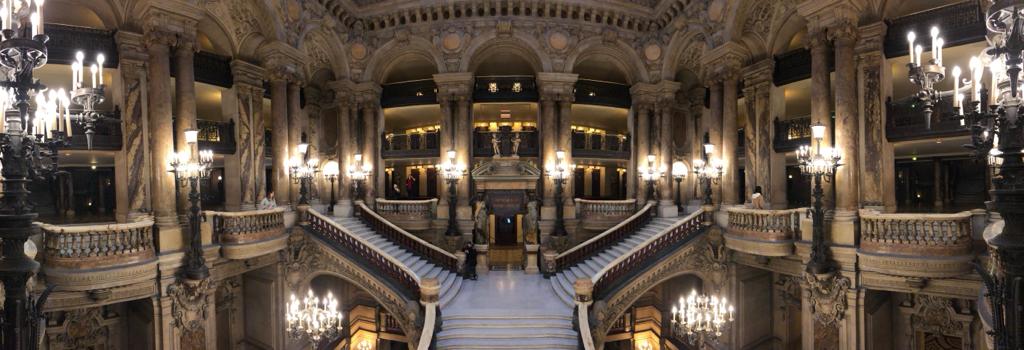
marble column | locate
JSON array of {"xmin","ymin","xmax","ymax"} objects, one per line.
[
  {"xmin": 356, "ymin": 85, "xmax": 383, "ymax": 204},
  {"xmin": 269, "ymin": 75, "xmax": 291, "ymax": 207},
  {"xmin": 288, "ymin": 82, "xmax": 304, "ymax": 205},
  {"xmin": 745, "ymin": 60, "xmax": 775, "ymax": 207},
  {"xmin": 634, "ymin": 102, "xmax": 651, "ymax": 203},
  {"xmin": 808, "ymin": 26, "xmax": 834, "ymax": 210},
  {"xmin": 225, "ymin": 60, "xmax": 264, "ymax": 210},
  {"xmin": 657, "ymin": 82, "xmax": 681, "ymax": 217},
  {"xmin": 453, "ymin": 95, "xmax": 472, "ymax": 233},
  {"xmin": 832, "ymin": 22, "xmax": 860, "ymax": 219},
  {"xmin": 433, "ymin": 73, "xmax": 473, "ymax": 229},
  {"xmin": 540, "ymin": 95, "xmax": 558, "ymax": 205},
  {"xmin": 557, "ymin": 96, "xmax": 575, "ymax": 214},
  {"xmin": 856, "ymin": 22, "xmax": 897, "ymax": 212},
  {"xmin": 113, "ymin": 31, "xmax": 150, "ymax": 223},
  {"xmin": 330, "ymin": 82, "xmax": 354, "ymax": 216},
  {"xmin": 743, "ymin": 85, "xmax": 757, "ymax": 203},
  {"xmin": 144, "ymin": 29, "xmax": 180, "ymax": 237},
  {"xmin": 707, "ymin": 81, "xmax": 723, "ymax": 206},
  {"xmin": 721, "ymin": 73, "xmax": 740, "ymax": 206},
  {"xmin": 305, "ymin": 87, "xmax": 323, "ymax": 203},
  {"xmin": 173, "ymin": 35, "xmax": 198, "ymax": 217}
]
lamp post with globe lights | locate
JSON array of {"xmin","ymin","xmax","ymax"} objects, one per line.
[
  {"xmin": 437, "ymin": 150, "xmax": 466, "ymax": 237},
  {"xmin": 169, "ymin": 129, "xmax": 215, "ymax": 281},
  {"xmin": 347, "ymin": 154, "xmax": 372, "ymax": 203},
  {"xmin": 796, "ymin": 122, "xmax": 841, "ymax": 274},
  {"xmin": 638, "ymin": 154, "xmax": 664, "ymax": 203},
  {"xmin": 323, "ymin": 161, "xmax": 339, "ymax": 214},
  {"xmin": 692, "ymin": 133, "xmax": 723, "ymax": 206},
  {"xmin": 671, "ymin": 161, "xmax": 688, "ymax": 212},
  {"xmin": 545, "ymin": 150, "xmax": 573, "ymax": 237},
  {"xmin": 289, "ymin": 142, "xmax": 319, "ymax": 206}
]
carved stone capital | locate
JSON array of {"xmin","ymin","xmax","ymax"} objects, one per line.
[
  {"xmin": 701, "ymin": 41, "xmax": 747, "ymax": 83},
  {"xmin": 536, "ymin": 72, "xmax": 579, "ymax": 102},
  {"xmin": 433, "ymin": 72, "xmax": 474, "ymax": 101},
  {"xmin": 115, "ymin": 31, "xmax": 148, "ymax": 63},
  {"xmin": 231, "ymin": 59, "xmax": 265, "ymax": 90},
  {"xmin": 855, "ymin": 22, "xmax": 887, "ymax": 55},
  {"xmin": 328, "ymin": 80, "xmax": 357, "ymax": 103},
  {"xmin": 261, "ymin": 41, "xmax": 305, "ymax": 83},
  {"xmin": 140, "ymin": 0, "xmax": 201, "ymax": 43},
  {"xmin": 743, "ymin": 59, "xmax": 774, "ymax": 94},
  {"xmin": 828, "ymin": 19, "xmax": 859, "ymax": 47}
]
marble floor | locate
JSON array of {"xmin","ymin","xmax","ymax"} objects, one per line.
[{"xmin": 442, "ymin": 270, "xmax": 573, "ymax": 315}]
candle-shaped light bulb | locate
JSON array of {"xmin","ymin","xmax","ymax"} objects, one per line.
[
  {"xmin": 90, "ymin": 64, "xmax": 97, "ymax": 88},
  {"xmin": 907, "ymin": 31, "xmax": 916, "ymax": 64},
  {"xmin": 952, "ymin": 66, "xmax": 962, "ymax": 108},
  {"xmin": 97, "ymin": 54, "xmax": 105, "ymax": 86},
  {"xmin": 29, "ymin": 11, "xmax": 37, "ymax": 37},
  {"xmin": 935, "ymin": 38, "xmax": 944, "ymax": 65},
  {"xmin": 930, "ymin": 27, "xmax": 939, "ymax": 63},
  {"xmin": 971, "ymin": 56, "xmax": 983, "ymax": 103},
  {"xmin": 914, "ymin": 45, "xmax": 923, "ymax": 66}
]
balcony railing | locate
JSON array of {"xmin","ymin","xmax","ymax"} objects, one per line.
[
  {"xmin": 886, "ymin": 94, "xmax": 968, "ymax": 142},
  {"xmin": 40, "ymin": 220, "xmax": 156, "ymax": 269},
  {"xmin": 307, "ymin": 209, "xmax": 421, "ymax": 300},
  {"xmin": 724, "ymin": 207, "xmax": 803, "ymax": 257},
  {"xmin": 208, "ymin": 208, "xmax": 286, "ymax": 244},
  {"xmin": 197, "ymin": 119, "xmax": 237, "ymax": 154},
  {"xmin": 555, "ymin": 203, "xmax": 655, "ymax": 272},
  {"xmin": 473, "ymin": 127, "xmax": 539, "ymax": 157},
  {"xmin": 356, "ymin": 202, "xmax": 458, "ymax": 272},
  {"xmin": 592, "ymin": 209, "xmax": 708, "ymax": 299},
  {"xmin": 574, "ymin": 199, "xmax": 637, "ymax": 231},
  {"xmin": 382, "ymin": 131, "xmax": 440, "ymax": 159},
  {"xmin": 858, "ymin": 209, "xmax": 978, "ymax": 277},
  {"xmin": 374, "ymin": 198, "xmax": 438, "ymax": 231},
  {"xmin": 773, "ymin": 116, "xmax": 811, "ymax": 152},
  {"xmin": 571, "ymin": 132, "xmax": 630, "ymax": 159}
]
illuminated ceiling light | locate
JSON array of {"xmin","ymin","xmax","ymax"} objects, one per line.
[
  {"xmin": 512, "ymin": 82, "xmax": 522, "ymax": 93},
  {"xmin": 488, "ymin": 82, "xmax": 498, "ymax": 93}
]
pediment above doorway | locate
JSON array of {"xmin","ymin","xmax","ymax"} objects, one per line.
[{"xmin": 471, "ymin": 157, "xmax": 541, "ymax": 191}]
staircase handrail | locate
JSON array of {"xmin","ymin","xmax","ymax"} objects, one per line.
[
  {"xmin": 355, "ymin": 201, "xmax": 459, "ymax": 272},
  {"xmin": 306, "ymin": 209, "xmax": 421, "ymax": 298},
  {"xmin": 591, "ymin": 209, "xmax": 707, "ymax": 296},
  {"xmin": 555, "ymin": 202, "xmax": 656, "ymax": 271}
]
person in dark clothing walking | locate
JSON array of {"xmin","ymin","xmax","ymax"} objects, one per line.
[{"xmin": 462, "ymin": 242, "xmax": 478, "ymax": 280}]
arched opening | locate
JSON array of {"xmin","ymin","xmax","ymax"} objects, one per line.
[
  {"xmin": 295, "ymin": 274, "xmax": 410, "ymax": 349},
  {"xmin": 603, "ymin": 274, "xmax": 705, "ymax": 350},
  {"xmin": 379, "ymin": 54, "xmax": 442, "ymax": 200},
  {"xmin": 571, "ymin": 52, "xmax": 634, "ymax": 202}
]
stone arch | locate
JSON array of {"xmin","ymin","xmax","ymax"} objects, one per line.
[
  {"xmin": 770, "ymin": 9, "xmax": 807, "ymax": 56},
  {"xmin": 462, "ymin": 33, "xmax": 550, "ymax": 73},
  {"xmin": 362, "ymin": 36, "xmax": 445, "ymax": 84},
  {"xmin": 230, "ymin": 0, "xmax": 287, "ymax": 60},
  {"xmin": 592, "ymin": 235, "xmax": 723, "ymax": 341},
  {"xmin": 196, "ymin": 14, "xmax": 238, "ymax": 57},
  {"xmin": 300, "ymin": 28, "xmax": 350, "ymax": 80},
  {"xmin": 292, "ymin": 238, "xmax": 423, "ymax": 346},
  {"xmin": 661, "ymin": 31, "xmax": 706, "ymax": 82},
  {"xmin": 48, "ymin": 0, "xmax": 122, "ymax": 29},
  {"xmin": 565, "ymin": 38, "xmax": 650, "ymax": 84}
]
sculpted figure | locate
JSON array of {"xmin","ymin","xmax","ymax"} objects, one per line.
[
  {"xmin": 491, "ymin": 133, "xmax": 501, "ymax": 157},
  {"xmin": 524, "ymin": 201, "xmax": 539, "ymax": 245},
  {"xmin": 511, "ymin": 132, "xmax": 522, "ymax": 156},
  {"xmin": 473, "ymin": 199, "xmax": 488, "ymax": 244}
]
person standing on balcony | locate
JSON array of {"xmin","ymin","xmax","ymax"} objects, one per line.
[
  {"xmin": 750, "ymin": 186, "xmax": 765, "ymax": 209},
  {"xmin": 259, "ymin": 191, "xmax": 277, "ymax": 210}
]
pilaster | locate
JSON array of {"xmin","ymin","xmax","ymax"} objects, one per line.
[
  {"xmin": 537, "ymin": 72, "xmax": 578, "ymax": 237},
  {"xmin": 354, "ymin": 82, "xmax": 383, "ymax": 205},
  {"xmin": 329, "ymin": 80, "xmax": 357, "ymax": 217},
  {"xmin": 143, "ymin": 18, "xmax": 185, "ymax": 248},
  {"xmin": 830, "ymin": 17, "xmax": 861, "ymax": 245},
  {"xmin": 702, "ymin": 43, "xmax": 747, "ymax": 208},
  {"xmin": 856, "ymin": 22, "xmax": 896, "ymax": 213},
  {"xmin": 225, "ymin": 60, "xmax": 265, "ymax": 211},
  {"xmin": 743, "ymin": 59, "xmax": 774, "ymax": 207},
  {"xmin": 433, "ymin": 73, "xmax": 474, "ymax": 231}
]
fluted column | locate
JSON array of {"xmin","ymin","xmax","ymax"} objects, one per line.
[
  {"xmin": 557, "ymin": 96, "xmax": 575, "ymax": 209},
  {"xmin": 540, "ymin": 95, "xmax": 558, "ymax": 204},
  {"xmin": 268, "ymin": 74, "xmax": 291, "ymax": 207},
  {"xmin": 173, "ymin": 34, "xmax": 198, "ymax": 217},
  {"xmin": 856, "ymin": 22, "xmax": 896, "ymax": 212},
  {"xmin": 433, "ymin": 73, "xmax": 473, "ymax": 232},
  {"xmin": 808, "ymin": 26, "xmax": 834, "ymax": 210},
  {"xmin": 113, "ymin": 31, "xmax": 150, "ymax": 223},
  {"xmin": 355, "ymin": 83, "xmax": 382, "ymax": 204},
  {"xmin": 225, "ymin": 60, "xmax": 265, "ymax": 211},
  {"xmin": 655, "ymin": 81, "xmax": 681, "ymax": 216},
  {"xmin": 537, "ymin": 72, "xmax": 578, "ymax": 239},
  {"xmin": 634, "ymin": 102, "xmax": 651, "ymax": 203},
  {"xmin": 832, "ymin": 22, "xmax": 859, "ymax": 217},
  {"xmin": 454, "ymin": 95, "xmax": 471, "ymax": 205},
  {"xmin": 706, "ymin": 81, "xmax": 723, "ymax": 206},
  {"xmin": 744, "ymin": 60, "xmax": 775, "ymax": 207},
  {"xmin": 145, "ymin": 28, "xmax": 179, "ymax": 231}
]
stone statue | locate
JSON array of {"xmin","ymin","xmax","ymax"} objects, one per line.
[
  {"xmin": 473, "ymin": 200, "xmax": 488, "ymax": 244},
  {"xmin": 491, "ymin": 133, "xmax": 501, "ymax": 157},
  {"xmin": 511, "ymin": 132, "xmax": 522, "ymax": 156},
  {"xmin": 524, "ymin": 201, "xmax": 539, "ymax": 245}
]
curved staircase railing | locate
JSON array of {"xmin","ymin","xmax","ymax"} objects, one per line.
[
  {"xmin": 554, "ymin": 203, "xmax": 655, "ymax": 271},
  {"xmin": 591, "ymin": 209, "xmax": 708, "ymax": 298},
  {"xmin": 355, "ymin": 202, "xmax": 459, "ymax": 272},
  {"xmin": 307, "ymin": 209, "xmax": 421, "ymax": 299}
]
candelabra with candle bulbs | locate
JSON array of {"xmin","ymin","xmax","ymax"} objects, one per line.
[
  {"xmin": 796, "ymin": 123, "xmax": 841, "ymax": 275},
  {"xmin": 323, "ymin": 160, "xmax": 339, "ymax": 214},
  {"xmin": 169, "ymin": 129, "xmax": 214, "ymax": 281},
  {"xmin": 670, "ymin": 290, "xmax": 735, "ymax": 346},
  {"xmin": 905, "ymin": 27, "xmax": 946, "ymax": 129},
  {"xmin": 69, "ymin": 51, "xmax": 117, "ymax": 150},
  {"xmin": 286, "ymin": 290, "xmax": 343, "ymax": 348},
  {"xmin": 930, "ymin": 3, "xmax": 1024, "ymax": 348},
  {"xmin": 437, "ymin": 150, "xmax": 466, "ymax": 237},
  {"xmin": 347, "ymin": 153, "xmax": 372, "ymax": 203},
  {"xmin": 545, "ymin": 150, "xmax": 573, "ymax": 237},
  {"xmin": 692, "ymin": 132, "xmax": 723, "ymax": 206},
  {"xmin": 289, "ymin": 141, "xmax": 320, "ymax": 206},
  {"xmin": 672, "ymin": 161, "xmax": 688, "ymax": 212},
  {"xmin": 0, "ymin": 0, "xmax": 73, "ymax": 347}
]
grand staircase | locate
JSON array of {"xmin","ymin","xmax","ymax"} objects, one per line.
[
  {"xmin": 332, "ymin": 216, "xmax": 463, "ymax": 307},
  {"xmin": 550, "ymin": 215, "xmax": 678, "ymax": 306}
]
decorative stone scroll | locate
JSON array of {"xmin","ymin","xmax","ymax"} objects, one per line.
[{"xmin": 804, "ymin": 272, "xmax": 851, "ymax": 327}]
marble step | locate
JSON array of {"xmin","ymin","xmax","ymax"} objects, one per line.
[
  {"xmin": 439, "ymin": 275, "xmax": 462, "ymax": 308},
  {"xmin": 442, "ymin": 317, "xmax": 572, "ymax": 329},
  {"xmin": 437, "ymin": 327, "xmax": 576, "ymax": 340},
  {"xmin": 436, "ymin": 337, "xmax": 577, "ymax": 350}
]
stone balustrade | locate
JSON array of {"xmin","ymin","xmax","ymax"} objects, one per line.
[
  {"xmin": 205, "ymin": 207, "xmax": 288, "ymax": 259},
  {"xmin": 723, "ymin": 207, "xmax": 803, "ymax": 257},
  {"xmin": 574, "ymin": 199, "xmax": 638, "ymax": 231},
  {"xmin": 857, "ymin": 209, "xmax": 977, "ymax": 278},
  {"xmin": 39, "ymin": 219, "xmax": 158, "ymax": 291},
  {"xmin": 375, "ymin": 198, "xmax": 438, "ymax": 231}
]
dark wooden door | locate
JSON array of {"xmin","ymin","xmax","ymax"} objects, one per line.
[{"xmin": 494, "ymin": 215, "xmax": 517, "ymax": 246}]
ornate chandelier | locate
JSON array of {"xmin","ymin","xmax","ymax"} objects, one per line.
[
  {"xmin": 286, "ymin": 290, "xmax": 344, "ymax": 347},
  {"xmin": 670, "ymin": 290, "xmax": 734, "ymax": 344},
  {"xmin": 692, "ymin": 134, "xmax": 722, "ymax": 205},
  {"xmin": 906, "ymin": 27, "xmax": 947, "ymax": 128},
  {"xmin": 795, "ymin": 123, "xmax": 841, "ymax": 178}
]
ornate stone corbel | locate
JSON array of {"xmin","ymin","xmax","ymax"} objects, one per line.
[
  {"xmin": 910, "ymin": 294, "xmax": 967, "ymax": 337},
  {"xmin": 803, "ymin": 271, "xmax": 852, "ymax": 327},
  {"xmin": 166, "ymin": 278, "xmax": 217, "ymax": 337}
]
